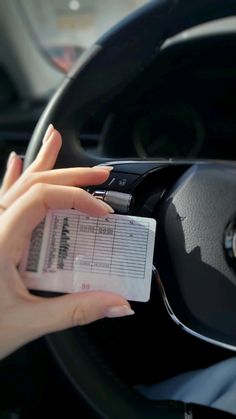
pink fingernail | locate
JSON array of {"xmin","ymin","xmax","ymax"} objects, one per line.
[
  {"xmin": 7, "ymin": 151, "xmax": 16, "ymax": 169},
  {"xmin": 105, "ymin": 305, "xmax": 135, "ymax": 318},
  {"xmin": 93, "ymin": 165, "xmax": 114, "ymax": 172},
  {"xmin": 43, "ymin": 123, "xmax": 54, "ymax": 144},
  {"xmin": 98, "ymin": 201, "xmax": 114, "ymax": 213}
]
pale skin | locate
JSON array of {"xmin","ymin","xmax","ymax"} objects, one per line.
[{"xmin": 0, "ymin": 124, "xmax": 134, "ymax": 360}]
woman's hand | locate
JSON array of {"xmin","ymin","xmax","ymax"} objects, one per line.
[
  {"xmin": 0, "ymin": 125, "xmax": 112, "ymax": 209},
  {"xmin": 0, "ymin": 125, "xmax": 134, "ymax": 360}
]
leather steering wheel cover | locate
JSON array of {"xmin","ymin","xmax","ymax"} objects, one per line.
[{"xmin": 24, "ymin": 1, "xmax": 236, "ymax": 417}]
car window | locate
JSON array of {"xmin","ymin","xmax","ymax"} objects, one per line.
[{"xmin": 17, "ymin": 0, "xmax": 149, "ymax": 73}]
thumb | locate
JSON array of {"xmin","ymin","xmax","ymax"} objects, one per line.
[{"xmin": 33, "ymin": 291, "xmax": 134, "ymax": 336}]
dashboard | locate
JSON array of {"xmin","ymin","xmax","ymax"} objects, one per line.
[{"xmin": 80, "ymin": 33, "xmax": 236, "ymax": 162}]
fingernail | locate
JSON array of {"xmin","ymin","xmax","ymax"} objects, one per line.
[
  {"xmin": 105, "ymin": 305, "xmax": 135, "ymax": 318},
  {"xmin": 97, "ymin": 200, "xmax": 114, "ymax": 213},
  {"xmin": 7, "ymin": 151, "xmax": 16, "ymax": 169},
  {"xmin": 93, "ymin": 165, "xmax": 114, "ymax": 172},
  {"xmin": 43, "ymin": 123, "xmax": 54, "ymax": 144}
]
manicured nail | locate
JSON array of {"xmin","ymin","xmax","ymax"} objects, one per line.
[
  {"xmin": 43, "ymin": 123, "xmax": 54, "ymax": 144},
  {"xmin": 105, "ymin": 305, "xmax": 135, "ymax": 318},
  {"xmin": 97, "ymin": 200, "xmax": 114, "ymax": 213},
  {"xmin": 7, "ymin": 151, "xmax": 16, "ymax": 169},
  {"xmin": 93, "ymin": 165, "xmax": 114, "ymax": 172}
]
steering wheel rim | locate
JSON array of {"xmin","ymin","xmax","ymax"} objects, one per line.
[
  {"xmin": 24, "ymin": 1, "xmax": 236, "ymax": 418},
  {"xmin": 25, "ymin": 0, "xmax": 236, "ymax": 170}
]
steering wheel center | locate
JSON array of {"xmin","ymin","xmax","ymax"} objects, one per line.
[{"xmin": 224, "ymin": 216, "xmax": 236, "ymax": 269}]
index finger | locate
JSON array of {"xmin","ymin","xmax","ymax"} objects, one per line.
[{"xmin": 25, "ymin": 128, "xmax": 62, "ymax": 173}]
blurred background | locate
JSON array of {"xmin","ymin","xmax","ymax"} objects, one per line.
[{"xmin": 19, "ymin": 0, "xmax": 149, "ymax": 72}]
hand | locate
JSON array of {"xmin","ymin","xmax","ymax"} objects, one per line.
[{"xmin": 0, "ymin": 125, "xmax": 134, "ymax": 360}]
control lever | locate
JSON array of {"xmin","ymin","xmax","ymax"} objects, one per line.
[{"xmin": 92, "ymin": 190, "xmax": 133, "ymax": 214}]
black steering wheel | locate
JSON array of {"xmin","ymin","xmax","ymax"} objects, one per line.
[{"xmin": 24, "ymin": 1, "xmax": 236, "ymax": 418}]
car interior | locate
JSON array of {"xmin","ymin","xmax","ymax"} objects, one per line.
[{"xmin": 1, "ymin": 1, "xmax": 236, "ymax": 418}]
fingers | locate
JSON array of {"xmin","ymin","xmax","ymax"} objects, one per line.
[
  {"xmin": 31, "ymin": 291, "xmax": 134, "ymax": 336},
  {"xmin": 0, "ymin": 122, "xmax": 112, "ymax": 209},
  {"xmin": 26, "ymin": 126, "xmax": 62, "ymax": 173},
  {"xmin": 0, "ymin": 153, "xmax": 22, "ymax": 198},
  {"xmin": 0, "ymin": 126, "xmax": 61, "ymax": 207},
  {"xmin": 25, "ymin": 167, "xmax": 111, "ymax": 187},
  {"xmin": 0, "ymin": 184, "xmax": 114, "ymax": 261},
  {"xmin": 0, "ymin": 166, "xmax": 111, "ymax": 209},
  {"xmin": 0, "ymin": 291, "xmax": 134, "ymax": 359}
]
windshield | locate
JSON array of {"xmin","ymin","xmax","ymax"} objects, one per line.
[{"xmin": 18, "ymin": 0, "xmax": 149, "ymax": 73}]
